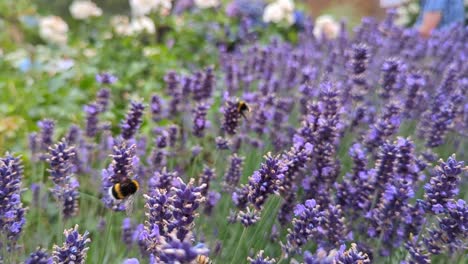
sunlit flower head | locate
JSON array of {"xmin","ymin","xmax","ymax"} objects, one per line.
[
  {"xmin": 69, "ymin": 0, "xmax": 102, "ymax": 20},
  {"xmin": 39, "ymin": 16, "xmax": 68, "ymax": 45}
]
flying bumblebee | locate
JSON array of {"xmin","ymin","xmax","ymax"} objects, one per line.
[
  {"xmin": 109, "ymin": 178, "xmax": 139, "ymax": 215},
  {"xmin": 237, "ymin": 101, "xmax": 250, "ymax": 120},
  {"xmin": 195, "ymin": 255, "xmax": 212, "ymax": 264}
]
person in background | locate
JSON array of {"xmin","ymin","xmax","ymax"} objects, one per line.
[
  {"xmin": 415, "ymin": 0, "xmax": 465, "ymax": 38},
  {"xmin": 380, "ymin": 0, "xmax": 408, "ymax": 8}
]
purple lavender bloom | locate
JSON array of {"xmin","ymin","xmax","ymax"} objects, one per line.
[
  {"xmin": 84, "ymin": 102, "xmax": 100, "ymax": 138},
  {"xmin": 222, "ymin": 98, "xmax": 242, "ymax": 135},
  {"xmin": 303, "ymin": 249, "xmax": 335, "ymax": 264},
  {"xmin": 248, "ymin": 250, "xmax": 276, "ymax": 264},
  {"xmin": 143, "ymin": 188, "xmax": 174, "ymax": 242},
  {"xmin": 379, "ymin": 58, "xmax": 402, "ymax": 99},
  {"xmin": 423, "ymin": 101, "xmax": 457, "ymax": 148},
  {"xmin": 159, "ymin": 237, "xmax": 209, "ymax": 263},
  {"xmin": 38, "ymin": 119, "xmax": 55, "ymax": 152},
  {"xmin": 238, "ymin": 207, "xmax": 260, "ymax": 227},
  {"xmin": 47, "ymin": 141, "xmax": 75, "ymax": 185},
  {"xmin": 395, "ymin": 137, "xmax": 419, "ymax": 183},
  {"xmin": 201, "ymin": 66, "xmax": 215, "ymax": 100},
  {"xmin": 0, "ymin": 154, "xmax": 26, "ymax": 243},
  {"xmin": 122, "ymin": 218, "xmax": 134, "ymax": 249},
  {"xmin": 247, "ymin": 153, "xmax": 284, "ymax": 210},
  {"xmin": 123, "ymin": 258, "xmax": 140, "ymax": 264},
  {"xmin": 48, "ymin": 141, "xmax": 80, "ymax": 218},
  {"xmin": 96, "ymin": 88, "xmax": 111, "ymax": 112},
  {"xmin": 215, "ymin": 136, "xmax": 231, "ymax": 150},
  {"xmin": 404, "ymin": 236, "xmax": 430, "ymax": 264},
  {"xmin": 204, "ymin": 191, "xmax": 221, "ymax": 215},
  {"xmin": 168, "ymin": 125, "xmax": 179, "ymax": 148},
  {"xmin": 96, "ymin": 72, "xmax": 117, "ymax": 84},
  {"xmin": 336, "ymin": 143, "xmax": 372, "ymax": 216},
  {"xmin": 423, "ymin": 155, "xmax": 465, "ymax": 213},
  {"xmin": 367, "ymin": 178, "xmax": 414, "ymax": 252},
  {"xmin": 199, "ymin": 166, "xmax": 215, "ymax": 196},
  {"xmin": 335, "ymin": 243, "xmax": 371, "ymax": 263},
  {"xmin": 223, "ymin": 154, "xmax": 244, "ymax": 190},
  {"xmin": 149, "ymin": 168, "xmax": 177, "ymax": 192},
  {"xmin": 148, "ymin": 149, "xmax": 167, "ymax": 171},
  {"xmin": 232, "ymin": 185, "xmax": 249, "ymax": 209},
  {"xmin": 150, "ymin": 94, "xmax": 164, "ymax": 122},
  {"xmin": 320, "ymin": 204, "xmax": 348, "ymax": 248},
  {"xmin": 25, "ymin": 247, "xmax": 52, "ymax": 264},
  {"xmin": 191, "ymin": 71, "xmax": 204, "ymax": 101},
  {"xmin": 192, "ymin": 103, "xmax": 210, "ymax": 137},
  {"xmin": 373, "ymin": 141, "xmax": 398, "ymax": 203},
  {"xmin": 52, "ymin": 225, "xmax": 91, "ymax": 264},
  {"xmin": 120, "ymin": 101, "xmax": 145, "ymax": 140},
  {"xmin": 29, "ymin": 132, "xmax": 38, "ymax": 159},
  {"xmin": 52, "ymin": 178, "xmax": 80, "ymax": 218},
  {"xmin": 287, "ymin": 199, "xmax": 324, "ymax": 249},
  {"xmin": 169, "ymin": 178, "xmax": 205, "ymax": 240},
  {"xmin": 278, "ymin": 191, "xmax": 297, "ymax": 226},
  {"xmin": 350, "ymin": 43, "xmax": 369, "ymax": 100},
  {"xmin": 156, "ymin": 131, "xmax": 168, "ymax": 149},
  {"xmin": 437, "ymin": 199, "xmax": 467, "ymax": 249},
  {"xmin": 165, "ymin": 71, "xmax": 181, "ymax": 115},
  {"xmin": 403, "ymin": 73, "xmax": 426, "ymax": 117},
  {"xmin": 364, "ymin": 103, "xmax": 401, "ymax": 150},
  {"xmin": 66, "ymin": 125, "xmax": 81, "ymax": 145}
]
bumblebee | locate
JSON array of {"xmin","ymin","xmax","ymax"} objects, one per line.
[
  {"xmin": 195, "ymin": 255, "xmax": 212, "ymax": 264},
  {"xmin": 237, "ymin": 101, "xmax": 250, "ymax": 120},
  {"xmin": 109, "ymin": 178, "xmax": 139, "ymax": 214}
]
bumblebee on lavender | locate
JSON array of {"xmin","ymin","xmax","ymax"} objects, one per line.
[
  {"xmin": 195, "ymin": 255, "xmax": 212, "ymax": 264},
  {"xmin": 237, "ymin": 101, "xmax": 250, "ymax": 120},
  {"xmin": 109, "ymin": 178, "xmax": 139, "ymax": 214}
]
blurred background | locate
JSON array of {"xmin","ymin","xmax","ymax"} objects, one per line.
[{"xmin": 33, "ymin": 0, "xmax": 387, "ymax": 21}]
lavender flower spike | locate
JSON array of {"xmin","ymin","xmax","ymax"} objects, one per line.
[
  {"xmin": 223, "ymin": 153, "xmax": 244, "ymax": 190},
  {"xmin": 47, "ymin": 141, "xmax": 75, "ymax": 185},
  {"xmin": 96, "ymin": 88, "xmax": 111, "ymax": 113},
  {"xmin": 0, "ymin": 154, "xmax": 26, "ymax": 243},
  {"xmin": 120, "ymin": 101, "xmax": 145, "ymax": 140},
  {"xmin": 38, "ymin": 119, "xmax": 55, "ymax": 152},
  {"xmin": 84, "ymin": 102, "xmax": 100, "ymax": 138},
  {"xmin": 222, "ymin": 98, "xmax": 242, "ymax": 135},
  {"xmin": 192, "ymin": 103, "xmax": 210, "ymax": 137},
  {"xmin": 423, "ymin": 155, "xmax": 466, "ymax": 214},
  {"xmin": 52, "ymin": 225, "xmax": 91, "ymax": 264},
  {"xmin": 96, "ymin": 72, "xmax": 117, "ymax": 84},
  {"xmin": 247, "ymin": 153, "xmax": 284, "ymax": 210},
  {"xmin": 25, "ymin": 247, "xmax": 52, "ymax": 264}
]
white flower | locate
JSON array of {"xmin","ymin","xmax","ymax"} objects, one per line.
[
  {"xmin": 262, "ymin": 0, "xmax": 295, "ymax": 25},
  {"xmin": 69, "ymin": 0, "xmax": 102, "ymax": 20},
  {"xmin": 39, "ymin": 16, "xmax": 69, "ymax": 45},
  {"xmin": 313, "ymin": 15, "xmax": 340, "ymax": 40},
  {"xmin": 131, "ymin": 16, "xmax": 156, "ymax": 34},
  {"xmin": 129, "ymin": 0, "xmax": 172, "ymax": 17},
  {"xmin": 395, "ymin": 7, "xmax": 410, "ymax": 26},
  {"xmin": 111, "ymin": 15, "xmax": 134, "ymax": 36},
  {"xmin": 407, "ymin": 2, "xmax": 420, "ymax": 14},
  {"xmin": 194, "ymin": 0, "xmax": 219, "ymax": 9},
  {"xmin": 276, "ymin": 0, "xmax": 294, "ymax": 12}
]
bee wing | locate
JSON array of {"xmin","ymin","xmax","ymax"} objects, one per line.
[{"xmin": 124, "ymin": 194, "xmax": 136, "ymax": 216}]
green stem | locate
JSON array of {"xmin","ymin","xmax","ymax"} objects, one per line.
[
  {"xmin": 99, "ymin": 211, "xmax": 114, "ymax": 264},
  {"xmin": 230, "ymin": 227, "xmax": 247, "ymax": 264}
]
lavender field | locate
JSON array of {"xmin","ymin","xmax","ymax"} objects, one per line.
[{"xmin": 0, "ymin": 1, "xmax": 467, "ymax": 263}]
